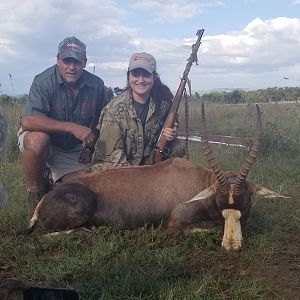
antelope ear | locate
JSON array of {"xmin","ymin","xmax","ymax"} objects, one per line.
[
  {"xmin": 255, "ymin": 185, "xmax": 290, "ymax": 199},
  {"xmin": 184, "ymin": 185, "xmax": 216, "ymax": 204}
]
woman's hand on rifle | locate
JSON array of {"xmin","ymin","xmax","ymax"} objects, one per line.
[{"xmin": 163, "ymin": 122, "xmax": 178, "ymax": 141}]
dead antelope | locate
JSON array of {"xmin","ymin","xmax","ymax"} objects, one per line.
[{"xmin": 25, "ymin": 105, "xmax": 288, "ymax": 250}]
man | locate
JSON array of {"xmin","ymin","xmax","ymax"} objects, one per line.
[{"xmin": 18, "ymin": 36, "xmax": 108, "ymax": 209}]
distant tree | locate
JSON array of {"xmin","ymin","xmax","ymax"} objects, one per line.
[
  {"xmin": 197, "ymin": 86, "xmax": 300, "ymax": 103},
  {"xmin": 114, "ymin": 87, "xmax": 123, "ymax": 96},
  {"xmin": 194, "ymin": 92, "xmax": 201, "ymax": 99},
  {"xmin": 0, "ymin": 94, "xmax": 13, "ymax": 102},
  {"xmin": 18, "ymin": 94, "xmax": 28, "ymax": 103},
  {"xmin": 105, "ymin": 86, "xmax": 126, "ymax": 102},
  {"xmin": 0, "ymin": 94, "xmax": 27, "ymax": 103},
  {"xmin": 106, "ymin": 87, "xmax": 114, "ymax": 102},
  {"xmin": 231, "ymin": 90, "xmax": 242, "ymax": 103}
]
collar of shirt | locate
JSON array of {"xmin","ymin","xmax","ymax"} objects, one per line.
[{"xmin": 122, "ymin": 89, "xmax": 156, "ymax": 121}]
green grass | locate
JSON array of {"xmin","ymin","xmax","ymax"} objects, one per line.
[{"xmin": 0, "ymin": 101, "xmax": 299, "ymax": 299}]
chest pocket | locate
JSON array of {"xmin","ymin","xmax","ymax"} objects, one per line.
[
  {"xmin": 75, "ymin": 101, "xmax": 96, "ymax": 127},
  {"xmin": 125, "ymin": 128, "xmax": 137, "ymax": 157}
]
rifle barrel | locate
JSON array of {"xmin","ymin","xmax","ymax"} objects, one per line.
[{"xmin": 154, "ymin": 29, "xmax": 205, "ymax": 163}]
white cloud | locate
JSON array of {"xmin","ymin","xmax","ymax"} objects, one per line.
[
  {"xmin": 192, "ymin": 17, "xmax": 300, "ymax": 89},
  {"xmin": 0, "ymin": 39, "xmax": 17, "ymax": 63},
  {"xmin": 129, "ymin": 0, "xmax": 224, "ymax": 23},
  {"xmin": 194, "ymin": 17, "xmax": 300, "ymax": 72},
  {"xmin": 0, "ymin": 0, "xmax": 137, "ymax": 93},
  {"xmin": 0, "ymin": 0, "xmax": 131, "ymax": 58},
  {"xmin": 133, "ymin": 16, "xmax": 300, "ymax": 91},
  {"xmin": 0, "ymin": 0, "xmax": 299, "ymax": 94},
  {"xmin": 292, "ymin": 0, "xmax": 300, "ymax": 4}
]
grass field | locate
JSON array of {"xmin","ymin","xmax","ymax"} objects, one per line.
[{"xmin": 0, "ymin": 101, "xmax": 299, "ymax": 299}]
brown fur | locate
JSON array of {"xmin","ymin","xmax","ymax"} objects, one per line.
[{"xmin": 26, "ymin": 158, "xmax": 255, "ymax": 236}]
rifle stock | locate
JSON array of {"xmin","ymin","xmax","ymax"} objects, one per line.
[{"xmin": 154, "ymin": 29, "xmax": 205, "ymax": 163}]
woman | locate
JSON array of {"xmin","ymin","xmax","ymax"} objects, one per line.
[{"xmin": 93, "ymin": 52, "xmax": 184, "ymax": 170}]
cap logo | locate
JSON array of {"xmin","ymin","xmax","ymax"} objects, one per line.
[
  {"xmin": 133, "ymin": 55, "xmax": 153, "ymax": 63},
  {"xmin": 65, "ymin": 43, "xmax": 80, "ymax": 49},
  {"xmin": 58, "ymin": 37, "xmax": 86, "ymax": 54}
]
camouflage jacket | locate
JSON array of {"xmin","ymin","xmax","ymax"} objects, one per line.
[{"xmin": 92, "ymin": 89, "xmax": 183, "ymax": 170}]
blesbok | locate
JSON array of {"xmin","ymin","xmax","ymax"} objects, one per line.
[{"xmin": 25, "ymin": 105, "xmax": 288, "ymax": 250}]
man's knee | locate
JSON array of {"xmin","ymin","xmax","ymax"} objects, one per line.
[{"xmin": 23, "ymin": 132, "xmax": 50, "ymax": 153}]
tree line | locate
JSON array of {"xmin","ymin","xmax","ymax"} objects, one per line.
[
  {"xmin": 1, "ymin": 86, "xmax": 300, "ymax": 104},
  {"xmin": 195, "ymin": 86, "xmax": 300, "ymax": 103}
]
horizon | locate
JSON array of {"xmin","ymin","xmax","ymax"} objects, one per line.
[{"xmin": 2, "ymin": 85, "xmax": 299, "ymax": 99}]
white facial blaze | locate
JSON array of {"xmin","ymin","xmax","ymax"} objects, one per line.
[
  {"xmin": 229, "ymin": 184, "xmax": 234, "ymax": 204},
  {"xmin": 222, "ymin": 209, "xmax": 243, "ymax": 251}
]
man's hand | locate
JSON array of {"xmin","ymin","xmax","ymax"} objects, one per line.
[
  {"xmin": 79, "ymin": 147, "xmax": 93, "ymax": 163},
  {"xmin": 69, "ymin": 123, "xmax": 95, "ymax": 147}
]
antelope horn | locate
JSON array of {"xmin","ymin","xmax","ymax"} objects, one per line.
[
  {"xmin": 234, "ymin": 104, "xmax": 262, "ymax": 194},
  {"xmin": 201, "ymin": 103, "xmax": 228, "ymax": 193}
]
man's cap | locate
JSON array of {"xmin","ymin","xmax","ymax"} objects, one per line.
[
  {"xmin": 58, "ymin": 36, "xmax": 86, "ymax": 64},
  {"xmin": 128, "ymin": 52, "xmax": 156, "ymax": 73}
]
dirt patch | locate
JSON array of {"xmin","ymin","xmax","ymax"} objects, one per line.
[
  {"xmin": 187, "ymin": 238, "xmax": 300, "ymax": 299},
  {"xmin": 249, "ymin": 245, "xmax": 300, "ymax": 299}
]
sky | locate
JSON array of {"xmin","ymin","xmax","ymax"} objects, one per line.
[{"xmin": 0, "ymin": 0, "xmax": 300, "ymax": 96}]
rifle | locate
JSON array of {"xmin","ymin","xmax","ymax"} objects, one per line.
[{"xmin": 154, "ymin": 29, "xmax": 205, "ymax": 163}]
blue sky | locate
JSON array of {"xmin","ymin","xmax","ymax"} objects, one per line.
[
  {"xmin": 123, "ymin": 1, "xmax": 299, "ymax": 36},
  {"xmin": 0, "ymin": 0, "xmax": 299, "ymax": 95}
]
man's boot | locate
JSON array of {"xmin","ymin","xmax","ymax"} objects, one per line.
[
  {"xmin": 27, "ymin": 190, "xmax": 46, "ymax": 211},
  {"xmin": 42, "ymin": 167, "xmax": 54, "ymax": 193},
  {"xmin": 27, "ymin": 168, "xmax": 54, "ymax": 212}
]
